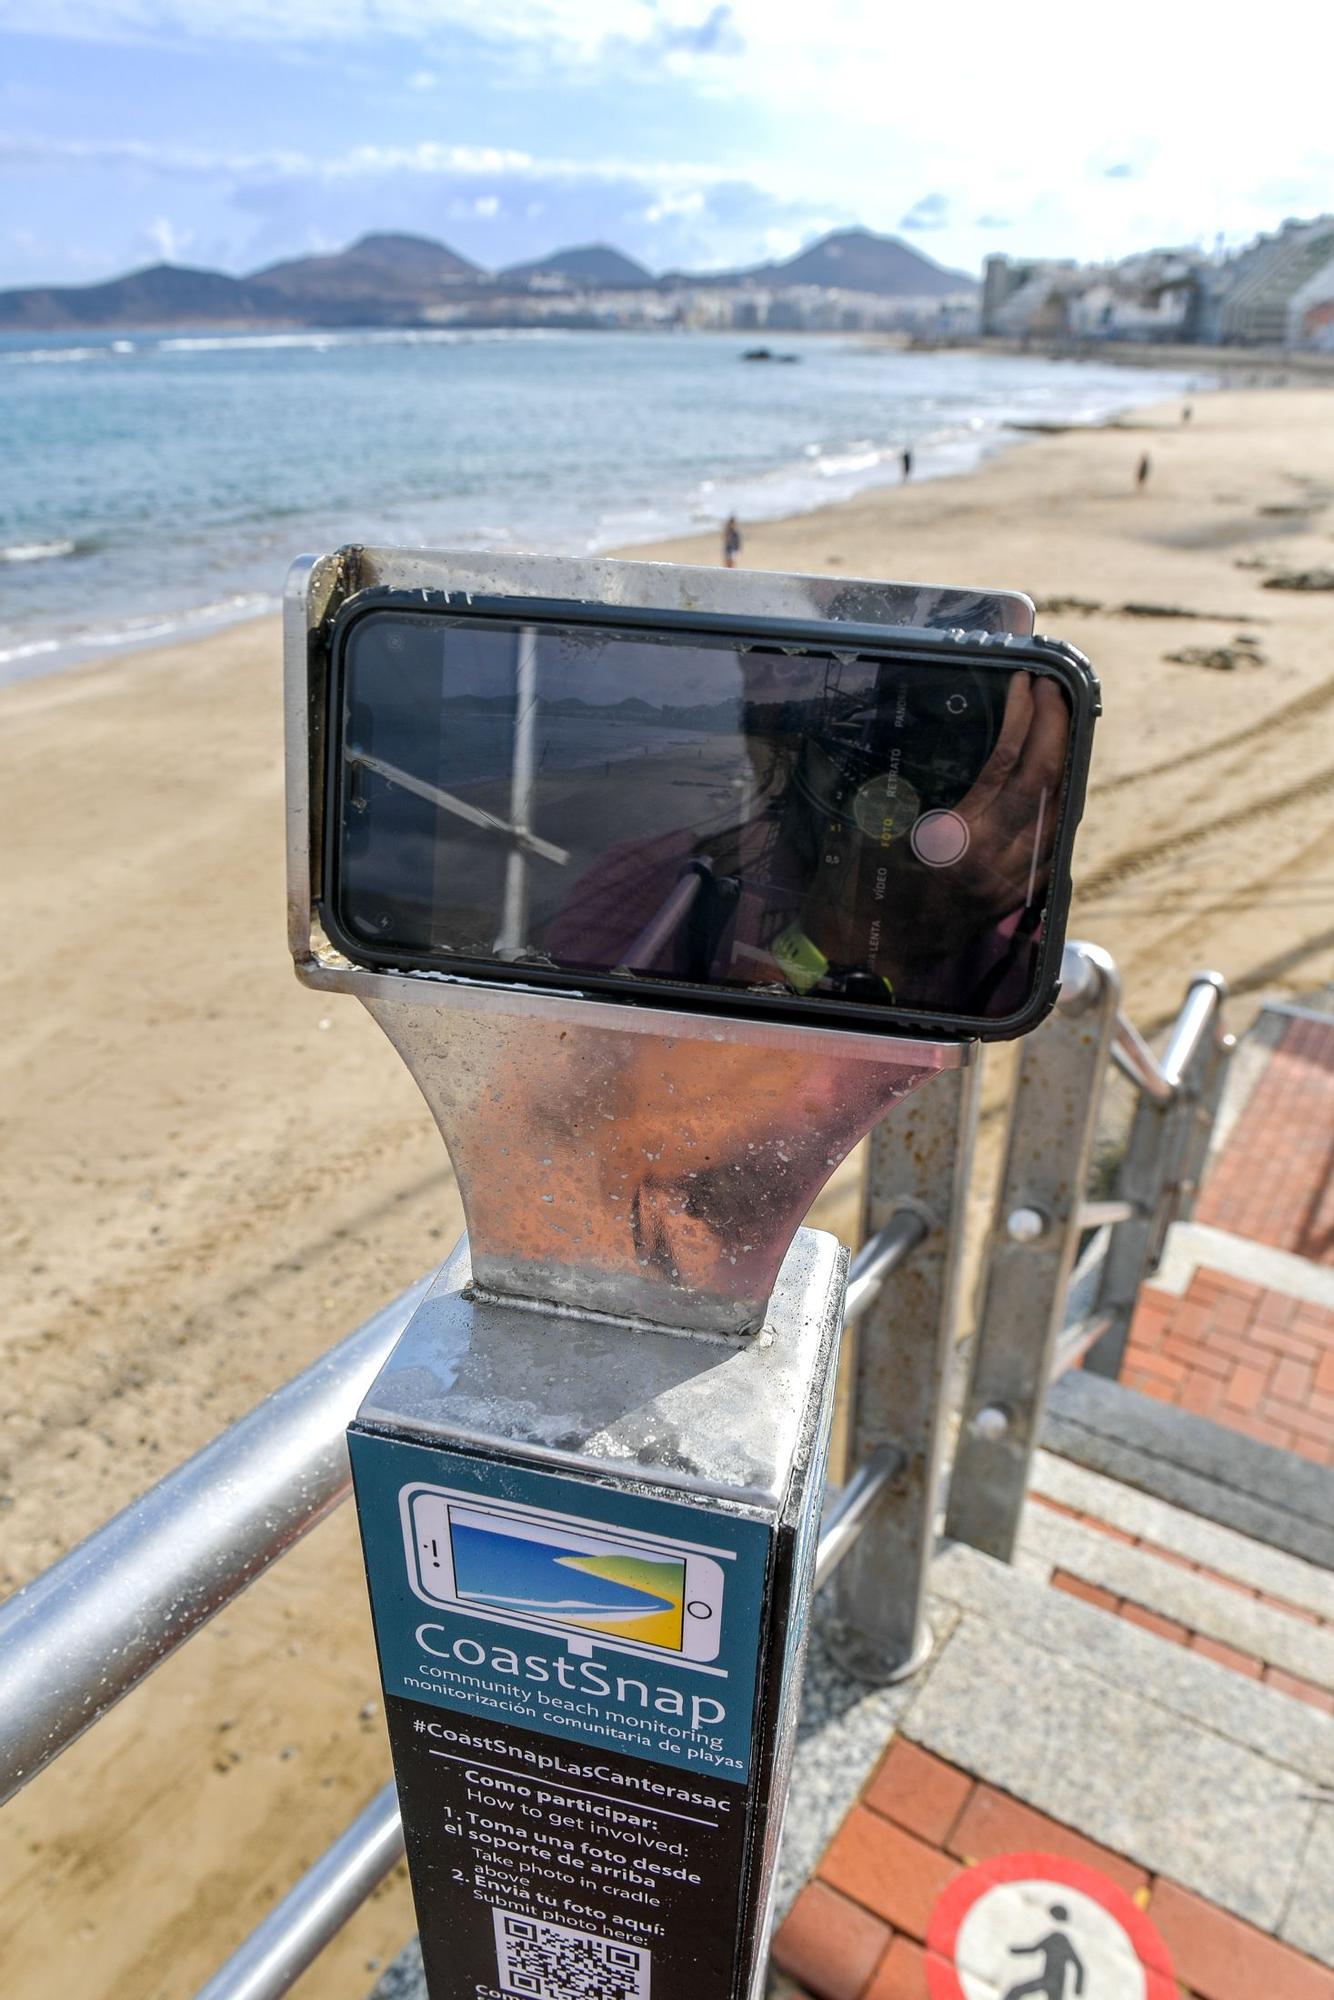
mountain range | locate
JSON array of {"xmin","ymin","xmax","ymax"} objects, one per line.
[{"xmin": 0, "ymin": 228, "xmax": 976, "ymax": 332}]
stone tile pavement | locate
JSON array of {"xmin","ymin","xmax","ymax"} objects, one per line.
[{"xmin": 772, "ymin": 1738, "xmax": 1334, "ymax": 2000}]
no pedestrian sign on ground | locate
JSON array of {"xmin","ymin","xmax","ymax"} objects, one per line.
[{"xmin": 926, "ymin": 1852, "xmax": 1176, "ymax": 2000}]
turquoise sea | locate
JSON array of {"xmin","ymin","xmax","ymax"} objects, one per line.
[{"xmin": 0, "ymin": 328, "xmax": 1199, "ymax": 682}]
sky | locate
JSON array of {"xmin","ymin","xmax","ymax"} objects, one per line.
[{"xmin": 1, "ymin": 0, "xmax": 1331, "ymax": 290}]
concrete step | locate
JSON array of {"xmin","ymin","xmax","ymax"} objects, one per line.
[
  {"xmin": 779, "ymin": 1529, "xmax": 1334, "ymax": 1936},
  {"xmin": 1031, "ymin": 1448, "xmax": 1334, "ymax": 1620},
  {"xmin": 372, "ymin": 1526, "xmax": 1334, "ymax": 2000},
  {"xmin": 908, "ymin": 1544, "xmax": 1334, "ymax": 1963},
  {"xmin": 1044, "ymin": 1367, "xmax": 1334, "ymax": 1566},
  {"xmin": 1019, "ymin": 1503, "xmax": 1334, "ymax": 1705}
]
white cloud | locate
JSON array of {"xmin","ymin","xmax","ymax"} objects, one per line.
[
  {"xmin": 0, "ymin": 0, "xmax": 745, "ymax": 68},
  {"xmin": 0, "ymin": 132, "xmax": 747, "ymax": 194},
  {"xmin": 3, "ymin": 0, "xmax": 1332, "ymax": 272},
  {"xmin": 473, "ymin": 193, "xmax": 499, "ymax": 216},
  {"xmin": 141, "ymin": 214, "xmax": 193, "ymax": 259},
  {"xmin": 643, "ymin": 188, "xmax": 705, "ymax": 224}
]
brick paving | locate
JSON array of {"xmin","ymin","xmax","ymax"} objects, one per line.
[
  {"xmin": 1120, "ymin": 1270, "xmax": 1334, "ymax": 1464},
  {"xmin": 766, "ymin": 1018, "xmax": 1334, "ymax": 2000},
  {"xmin": 772, "ymin": 1741, "xmax": 1334, "ymax": 2000},
  {"xmin": 1116, "ymin": 1010, "xmax": 1334, "ymax": 1458},
  {"xmin": 1032, "ymin": 1493, "xmax": 1334, "ymax": 1713},
  {"xmin": 1196, "ymin": 1014, "xmax": 1334, "ymax": 1265}
]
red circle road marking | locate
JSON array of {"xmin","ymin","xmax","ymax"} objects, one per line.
[{"xmin": 926, "ymin": 1851, "xmax": 1175, "ymax": 2000}]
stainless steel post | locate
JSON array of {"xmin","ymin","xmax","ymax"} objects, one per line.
[
  {"xmin": 944, "ymin": 944, "xmax": 1121, "ymax": 1560},
  {"xmin": 1086, "ymin": 972, "xmax": 1228, "ymax": 1377},
  {"xmin": 828, "ymin": 1058, "xmax": 983, "ymax": 1680}
]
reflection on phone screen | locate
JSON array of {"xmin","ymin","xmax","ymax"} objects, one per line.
[{"xmin": 334, "ymin": 612, "xmax": 1072, "ymax": 1022}]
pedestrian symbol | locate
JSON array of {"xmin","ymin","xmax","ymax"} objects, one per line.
[
  {"xmin": 926, "ymin": 1852, "xmax": 1175, "ymax": 2000},
  {"xmin": 1001, "ymin": 1901, "xmax": 1084, "ymax": 1998}
]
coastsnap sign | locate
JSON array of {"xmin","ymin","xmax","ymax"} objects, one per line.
[
  {"xmin": 349, "ymin": 1430, "xmax": 776, "ymax": 2000},
  {"xmin": 926, "ymin": 1853, "xmax": 1176, "ymax": 2000}
]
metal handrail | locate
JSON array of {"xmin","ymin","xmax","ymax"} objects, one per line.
[
  {"xmin": 192, "ymin": 1447, "xmax": 903, "ymax": 2000},
  {"xmin": 843, "ymin": 1206, "xmax": 928, "ymax": 1322},
  {"xmin": 0, "ymin": 1205, "xmax": 927, "ymax": 1818},
  {"xmin": 1160, "ymin": 971, "xmax": 1228, "ymax": 1089},
  {"xmin": 815, "ymin": 1446, "xmax": 899, "ymax": 1590},
  {"xmin": 1109, "ymin": 970, "xmax": 1228, "ymax": 1105},
  {"xmin": 194, "ymin": 1782, "xmax": 405, "ymax": 2000},
  {"xmin": 0, "ymin": 1275, "xmax": 431, "ymax": 1808},
  {"xmin": 1111, "ymin": 1013, "xmax": 1176, "ymax": 1104},
  {"xmin": 3, "ymin": 937, "xmax": 1233, "ymax": 1999}
]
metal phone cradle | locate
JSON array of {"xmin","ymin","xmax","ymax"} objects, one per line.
[{"xmin": 286, "ymin": 546, "xmax": 1024, "ymax": 2000}]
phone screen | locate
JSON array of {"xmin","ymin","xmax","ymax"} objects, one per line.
[{"xmin": 331, "ymin": 609, "xmax": 1072, "ymax": 1024}]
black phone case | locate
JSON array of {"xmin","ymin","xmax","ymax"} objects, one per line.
[{"xmin": 317, "ymin": 590, "xmax": 1100, "ymax": 1042}]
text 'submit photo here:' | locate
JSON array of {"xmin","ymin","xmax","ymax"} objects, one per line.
[{"xmin": 286, "ymin": 545, "xmax": 1095, "ymax": 2000}]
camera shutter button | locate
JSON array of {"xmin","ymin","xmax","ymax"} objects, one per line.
[{"xmin": 910, "ymin": 810, "xmax": 970, "ymax": 868}]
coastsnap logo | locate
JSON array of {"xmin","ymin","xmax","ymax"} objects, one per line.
[
  {"xmin": 400, "ymin": 1482, "xmax": 731, "ymax": 1671},
  {"xmin": 413, "ymin": 1626, "xmax": 728, "ymax": 1736}
]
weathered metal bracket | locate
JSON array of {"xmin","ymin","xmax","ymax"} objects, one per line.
[
  {"xmin": 361, "ymin": 975, "xmax": 966, "ymax": 1334},
  {"xmin": 284, "ymin": 546, "xmax": 1015, "ymax": 1335}
]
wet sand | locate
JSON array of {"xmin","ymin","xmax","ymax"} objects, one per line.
[{"xmin": 3, "ymin": 385, "xmax": 1334, "ymax": 1998}]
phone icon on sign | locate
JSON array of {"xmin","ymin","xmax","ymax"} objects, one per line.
[{"xmin": 401, "ymin": 1483, "xmax": 730, "ymax": 1668}]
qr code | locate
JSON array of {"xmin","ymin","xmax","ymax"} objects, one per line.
[{"xmin": 492, "ymin": 1907, "xmax": 651, "ymax": 2000}]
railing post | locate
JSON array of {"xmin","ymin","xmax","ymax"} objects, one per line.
[
  {"xmin": 944, "ymin": 945, "xmax": 1120, "ymax": 1560},
  {"xmin": 829, "ymin": 1059, "xmax": 982, "ymax": 1680},
  {"xmin": 1086, "ymin": 972, "xmax": 1230, "ymax": 1377}
]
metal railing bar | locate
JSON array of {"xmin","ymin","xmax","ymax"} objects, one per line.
[
  {"xmin": 0, "ymin": 1210, "xmax": 922, "ymax": 1814},
  {"xmin": 0, "ymin": 1275, "xmax": 432, "ymax": 1809},
  {"xmin": 1050, "ymin": 1311, "xmax": 1117, "ymax": 1379},
  {"xmin": 814, "ymin": 1447, "xmax": 899, "ymax": 1592},
  {"xmin": 842, "ymin": 1206, "xmax": 929, "ymax": 1323},
  {"xmin": 1077, "ymin": 1199, "xmax": 1138, "ymax": 1229},
  {"xmin": 1055, "ymin": 940, "xmax": 1102, "ymax": 1013},
  {"xmin": 194, "ymin": 1782, "xmax": 405, "ymax": 2000},
  {"xmin": 194, "ymin": 1449, "xmax": 903, "ymax": 2000},
  {"xmin": 1111, "ymin": 1013, "xmax": 1175, "ymax": 1105},
  {"xmin": 1159, "ymin": 972, "xmax": 1227, "ymax": 1090}
]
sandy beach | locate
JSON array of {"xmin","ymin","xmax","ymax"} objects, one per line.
[{"xmin": 4, "ymin": 384, "xmax": 1334, "ymax": 1999}]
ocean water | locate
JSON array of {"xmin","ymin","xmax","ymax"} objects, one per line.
[{"xmin": 0, "ymin": 327, "xmax": 1200, "ymax": 682}]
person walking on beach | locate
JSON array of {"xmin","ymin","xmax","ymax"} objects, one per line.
[
  {"xmin": 901, "ymin": 447, "xmax": 913, "ymax": 481},
  {"xmin": 722, "ymin": 515, "xmax": 742, "ymax": 568},
  {"xmin": 1136, "ymin": 452, "xmax": 1152, "ymax": 490},
  {"xmin": 1002, "ymin": 1904, "xmax": 1086, "ymax": 2000}
]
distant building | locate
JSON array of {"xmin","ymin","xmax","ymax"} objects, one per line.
[
  {"xmin": 1299, "ymin": 294, "xmax": 1334, "ymax": 351},
  {"xmin": 1213, "ymin": 217, "xmax": 1334, "ymax": 345},
  {"xmin": 983, "ymin": 250, "xmax": 1203, "ymax": 343}
]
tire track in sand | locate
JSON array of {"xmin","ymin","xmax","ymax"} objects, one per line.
[
  {"xmin": 1089, "ymin": 670, "xmax": 1334, "ymax": 799},
  {"xmin": 1078, "ymin": 759, "xmax": 1334, "ymax": 902}
]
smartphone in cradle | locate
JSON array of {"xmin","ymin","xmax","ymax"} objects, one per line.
[
  {"xmin": 319, "ymin": 592, "xmax": 1098, "ymax": 1041},
  {"xmin": 402, "ymin": 1483, "xmax": 729, "ymax": 1665}
]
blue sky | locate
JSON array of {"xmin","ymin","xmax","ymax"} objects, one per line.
[{"xmin": 2, "ymin": 0, "xmax": 1330, "ymax": 289}]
